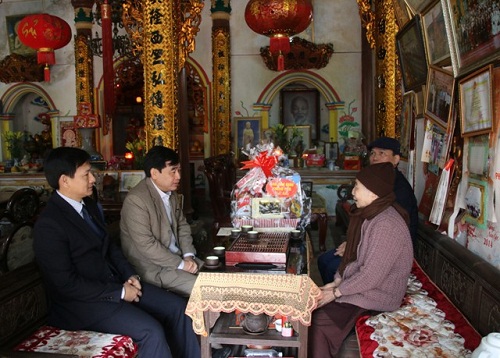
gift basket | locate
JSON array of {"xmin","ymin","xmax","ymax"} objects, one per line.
[{"xmin": 231, "ymin": 143, "xmax": 312, "ymax": 232}]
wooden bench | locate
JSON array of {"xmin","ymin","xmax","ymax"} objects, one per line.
[
  {"xmin": 334, "ymin": 196, "xmax": 500, "ymax": 355},
  {"xmin": 0, "ymin": 195, "xmax": 137, "ymax": 357}
]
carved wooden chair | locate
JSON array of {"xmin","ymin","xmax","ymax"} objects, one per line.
[
  {"xmin": 203, "ymin": 153, "xmax": 237, "ymax": 239},
  {"xmin": 2, "ymin": 188, "xmax": 40, "ymax": 225}
]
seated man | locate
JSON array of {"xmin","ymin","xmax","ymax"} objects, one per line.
[
  {"xmin": 34, "ymin": 147, "xmax": 200, "ymax": 358},
  {"xmin": 120, "ymin": 146, "xmax": 204, "ymax": 297},
  {"xmin": 318, "ymin": 137, "xmax": 418, "ymax": 284}
]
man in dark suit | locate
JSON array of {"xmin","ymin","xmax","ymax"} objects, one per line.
[{"xmin": 33, "ymin": 147, "xmax": 200, "ymax": 358}]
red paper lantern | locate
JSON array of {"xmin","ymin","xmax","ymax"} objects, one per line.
[
  {"xmin": 245, "ymin": 0, "xmax": 313, "ymax": 71},
  {"xmin": 17, "ymin": 14, "xmax": 72, "ymax": 82}
]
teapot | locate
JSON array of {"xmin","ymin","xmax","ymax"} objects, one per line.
[
  {"xmin": 239, "ymin": 313, "xmax": 272, "ymax": 334},
  {"xmin": 472, "ymin": 333, "xmax": 500, "ymax": 358}
]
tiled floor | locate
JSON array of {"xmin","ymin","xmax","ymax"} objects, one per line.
[{"xmin": 191, "ymin": 194, "xmax": 361, "ymax": 357}]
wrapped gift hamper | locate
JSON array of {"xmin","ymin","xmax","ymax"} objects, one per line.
[{"xmin": 231, "ymin": 144, "xmax": 311, "ymax": 232}]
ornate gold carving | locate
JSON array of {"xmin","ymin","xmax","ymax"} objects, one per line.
[
  {"xmin": 212, "ymin": 27, "xmax": 231, "ymax": 155},
  {"xmin": 374, "ymin": 0, "xmax": 398, "ymax": 137},
  {"xmin": 123, "ymin": 0, "xmax": 203, "ymax": 68},
  {"xmin": 122, "ymin": 0, "xmax": 144, "ymax": 58},
  {"xmin": 74, "ymin": 33, "xmax": 94, "ymax": 105},
  {"xmin": 0, "ymin": 54, "xmax": 44, "ymax": 83},
  {"xmin": 143, "ymin": 0, "xmax": 179, "ymax": 150},
  {"xmin": 356, "ymin": 0, "xmax": 375, "ymax": 49},
  {"xmin": 260, "ymin": 37, "xmax": 334, "ymax": 71},
  {"xmin": 179, "ymin": 1, "xmax": 204, "ymax": 70}
]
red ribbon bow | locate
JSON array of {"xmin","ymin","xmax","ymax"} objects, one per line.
[{"xmin": 240, "ymin": 151, "xmax": 278, "ymax": 177}]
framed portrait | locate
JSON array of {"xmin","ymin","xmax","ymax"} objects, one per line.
[
  {"xmin": 6, "ymin": 15, "xmax": 36, "ymax": 56},
  {"xmin": 119, "ymin": 171, "xmax": 146, "ymax": 192},
  {"xmin": 459, "ymin": 65, "xmax": 493, "ymax": 137},
  {"xmin": 394, "ymin": 0, "xmax": 412, "ymax": 28},
  {"xmin": 396, "ymin": 16, "xmax": 428, "ymax": 92},
  {"xmin": 468, "ymin": 134, "xmax": 490, "ymax": 179},
  {"xmin": 261, "ymin": 128, "xmax": 276, "ymax": 146},
  {"xmin": 236, "ymin": 117, "xmax": 261, "ymax": 150},
  {"xmin": 442, "ymin": 0, "xmax": 500, "ymax": 77},
  {"xmin": 425, "ymin": 65, "xmax": 455, "ymax": 128},
  {"xmin": 421, "ymin": 0, "xmax": 451, "ymax": 66},
  {"xmin": 464, "ymin": 177, "xmax": 488, "ymax": 229},
  {"xmin": 286, "ymin": 125, "xmax": 311, "ymax": 151},
  {"xmin": 400, "ymin": 92, "xmax": 415, "ymax": 160},
  {"xmin": 404, "ymin": 0, "xmax": 433, "ymax": 14},
  {"xmin": 281, "ymin": 88, "xmax": 319, "ymax": 140}
]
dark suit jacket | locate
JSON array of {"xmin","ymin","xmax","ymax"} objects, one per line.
[{"xmin": 33, "ymin": 192, "xmax": 136, "ymax": 330}]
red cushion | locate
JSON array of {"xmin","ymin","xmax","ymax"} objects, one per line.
[{"xmin": 15, "ymin": 325, "xmax": 137, "ymax": 358}]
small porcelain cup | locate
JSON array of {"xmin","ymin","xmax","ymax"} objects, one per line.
[
  {"xmin": 247, "ymin": 230, "xmax": 259, "ymax": 240},
  {"xmin": 274, "ymin": 319, "xmax": 283, "ymax": 332},
  {"xmin": 230, "ymin": 228, "xmax": 241, "ymax": 238},
  {"xmin": 290, "ymin": 229, "xmax": 301, "ymax": 239},
  {"xmin": 213, "ymin": 246, "xmax": 225, "ymax": 257},
  {"xmin": 205, "ymin": 256, "xmax": 219, "ymax": 266},
  {"xmin": 241, "ymin": 225, "xmax": 253, "ymax": 233},
  {"xmin": 472, "ymin": 333, "xmax": 500, "ymax": 358}
]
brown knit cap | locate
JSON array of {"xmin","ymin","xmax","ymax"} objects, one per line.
[{"xmin": 356, "ymin": 162, "xmax": 395, "ymax": 197}]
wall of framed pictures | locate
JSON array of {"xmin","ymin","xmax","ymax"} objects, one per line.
[{"xmin": 394, "ymin": 0, "xmax": 500, "ymax": 269}]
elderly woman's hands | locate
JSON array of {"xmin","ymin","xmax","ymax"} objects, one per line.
[{"xmin": 316, "ymin": 278, "xmax": 343, "ymax": 308}]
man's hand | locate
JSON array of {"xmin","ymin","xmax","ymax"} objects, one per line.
[
  {"xmin": 181, "ymin": 257, "xmax": 199, "ymax": 274},
  {"xmin": 127, "ymin": 275, "xmax": 142, "ymax": 290},
  {"xmin": 123, "ymin": 280, "xmax": 142, "ymax": 302},
  {"xmin": 335, "ymin": 241, "xmax": 346, "ymax": 256}
]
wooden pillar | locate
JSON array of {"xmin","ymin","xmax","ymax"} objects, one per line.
[
  {"xmin": 211, "ymin": 1, "xmax": 232, "ymax": 156},
  {"xmin": 143, "ymin": 0, "xmax": 179, "ymax": 151}
]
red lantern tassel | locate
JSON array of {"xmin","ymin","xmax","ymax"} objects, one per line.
[
  {"xmin": 102, "ymin": 0, "xmax": 115, "ymax": 116},
  {"xmin": 44, "ymin": 64, "xmax": 51, "ymax": 82}
]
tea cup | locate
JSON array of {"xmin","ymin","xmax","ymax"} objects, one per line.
[
  {"xmin": 205, "ymin": 255, "xmax": 219, "ymax": 267},
  {"xmin": 213, "ymin": 246, "xmax": 225, "ymax": 257},
  {"xmin": 230, "ymin": 228, "xmax": 241, "ymax": 238},
  {"xmin": 241, "ymin": 225, "xmax": 253, "ymax": 233},
  {"xmin": 290, "ymin": 229, "xmax": 302, "ymax": 239},
  {"xmin": 247, "ymin": 230, "xmax": 259, "ymax": 240}
]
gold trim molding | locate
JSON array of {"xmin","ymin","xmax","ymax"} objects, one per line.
[{"xmin": 0, "ymin": 54, "xmax": 44, "ymax": 83}]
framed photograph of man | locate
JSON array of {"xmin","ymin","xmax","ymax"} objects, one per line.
[
  {"xmin": 236, "ymin": 117, "xmax": 261, "ymax": 151},
  {"xmin": 281, "ymin": 88, "xmax": 319, "ymax": 140}
]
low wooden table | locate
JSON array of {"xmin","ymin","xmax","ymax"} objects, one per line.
[{"xmin": 185, "ymin": 235, "xmax": 321, "ymax": 358}]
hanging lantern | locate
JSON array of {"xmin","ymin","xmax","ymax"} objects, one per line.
[
  {"xmin": 17, "ymin": 14, "xmax": 72, "ymax": 82},
  {"xmin": 245, "ymin": 0, "xmax": 313, "ymax": 71}
]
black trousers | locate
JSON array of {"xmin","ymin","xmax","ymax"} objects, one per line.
[{"xmin": 88, "ymin": 282, "xmax": 200, "ymax": 358}]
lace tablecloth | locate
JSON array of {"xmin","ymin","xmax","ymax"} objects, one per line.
[{"xmin": 185, "ymin": 272, "xmax": 321, "ymax": 336}]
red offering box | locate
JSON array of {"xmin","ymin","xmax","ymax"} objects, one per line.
[
  {"xmin": 305, "ymin": 154, "xmax": 325, "ymax": 167},
  {"xmin": 343, "ymin": 155, "xmax": 361, "ymax": 170}
]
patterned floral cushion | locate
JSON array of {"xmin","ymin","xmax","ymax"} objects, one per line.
[{"xmin": 14, "ymin": 325, "xmax": 137, "ymax": 358}]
